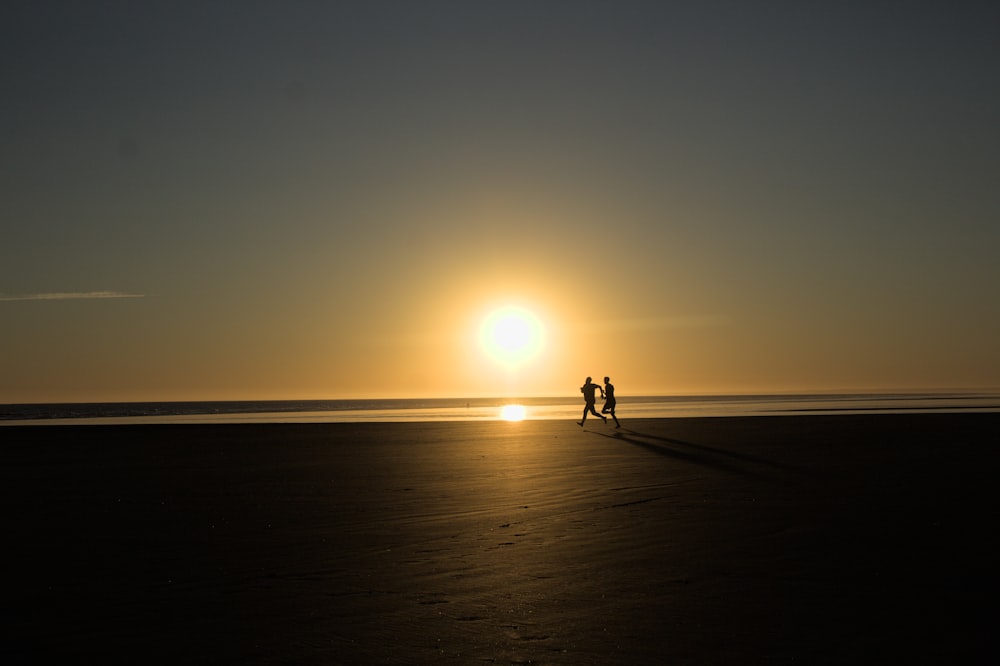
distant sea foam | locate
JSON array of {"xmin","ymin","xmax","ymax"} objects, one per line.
[{"xmin": 2, "ymin": 392, "xmax": 999, "ymax": 425}]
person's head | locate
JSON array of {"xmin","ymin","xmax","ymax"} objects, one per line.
[{"xmin": 585, "ymin": 376, "xmax": 592, "ymax": 383}]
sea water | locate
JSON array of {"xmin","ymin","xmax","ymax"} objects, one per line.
[{"xmin": 2, "ymin": 392, "xmax": 999, "ymax": 425}]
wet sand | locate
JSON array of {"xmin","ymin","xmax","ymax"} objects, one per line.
[{"xmin": 4, "ymin": 414, "xmax": 999, "ymax": 664}]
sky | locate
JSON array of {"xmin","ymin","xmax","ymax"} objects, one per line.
[{"xmin": 2, "ymin": 1, "xmax": 999, "ymax": 403}]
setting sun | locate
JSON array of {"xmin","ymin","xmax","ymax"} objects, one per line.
[{"xmin": 479, "ymin": 306, "xmax": 545, "ymax": 367}]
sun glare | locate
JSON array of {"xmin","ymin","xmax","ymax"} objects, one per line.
[
  {"xmin": 500, "ymin": 404, "xmax": 527, "ymax": 421},
  {"xmin": 479, "ymin": 306, "xmax": 545, "ymax": 367}
]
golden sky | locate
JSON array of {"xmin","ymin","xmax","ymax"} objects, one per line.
[{"xmin": 2, "ymin": 3, "xmax": 999, "ymax": 402}]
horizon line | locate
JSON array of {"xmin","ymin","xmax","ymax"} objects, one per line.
[{"xmin": 3, "ymin": 388, "xmax": 999, "ymax": 406}]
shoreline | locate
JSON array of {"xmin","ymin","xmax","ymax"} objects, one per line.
[
  {"xmin": 5, "ymin": 413, "xmax": 998, "ymax": 663},
  {"xmin": 4, "ymin": 390, "xmax": 1000, "ymax": 426}
]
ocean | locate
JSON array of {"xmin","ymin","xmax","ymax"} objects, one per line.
[{"xmin": 2, "ymin": 392, "xmax": 999, "ymax": 425}]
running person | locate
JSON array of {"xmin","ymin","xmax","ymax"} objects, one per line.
[
  {"xmin": 601, "ymin": 376, "xmax": 621, "ymax": 428},
  {"xmin": 578, "ymin": 376, "xmax": 607, "ymax": 426}
]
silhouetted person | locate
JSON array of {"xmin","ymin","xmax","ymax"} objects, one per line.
[
  {"xmin": 601, "ymin": 376, "xmax": 621, "ymax": 428},
  {"xmin": 578, "ymin": 376, "xmax": 607, "ymax": 426}
]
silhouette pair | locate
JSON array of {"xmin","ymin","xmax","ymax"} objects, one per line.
[{"xmin": 578, "ymin": 376, "xmax": 621, "ymax": 428}]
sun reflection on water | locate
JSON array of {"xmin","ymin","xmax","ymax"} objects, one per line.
[{"xmin": 499, "ymin": 404, "xmax": 527, "ymax": 421}]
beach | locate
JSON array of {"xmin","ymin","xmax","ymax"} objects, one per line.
[{"xmin": 4, "ymin": 414, "xmax": 998, "ymax": 664}]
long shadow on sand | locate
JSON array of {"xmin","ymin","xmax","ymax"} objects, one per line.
[{"xmin": 590, "ymin": 428, "xmax": 818, "ymax": 478}]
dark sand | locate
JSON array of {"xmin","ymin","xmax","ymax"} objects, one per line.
[{"xmin": 4, "ymin": 414, "xmax": 999, "ymax": 664}]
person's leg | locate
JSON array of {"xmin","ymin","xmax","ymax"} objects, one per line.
[
  {"xmin": 606, "ymin": 400, "xmax": 620, "ymax": 427},
  {"xmin": 579, "ymin": 405, "xmax": 588, "ymax": 425}
]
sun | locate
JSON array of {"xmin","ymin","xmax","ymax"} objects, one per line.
[{"xmin": 479, "ymin": 306, "xmax": 545, "ymax": 367}]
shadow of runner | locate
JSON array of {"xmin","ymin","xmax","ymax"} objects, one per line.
[{"xmin": 590, "ymin": 427, "xmax": 819, "ymax": 478}]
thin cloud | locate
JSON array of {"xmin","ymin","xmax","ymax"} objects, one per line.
[{"xmin": 0, "ymin": 291, "xmax": 145, "ymax": 302}]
